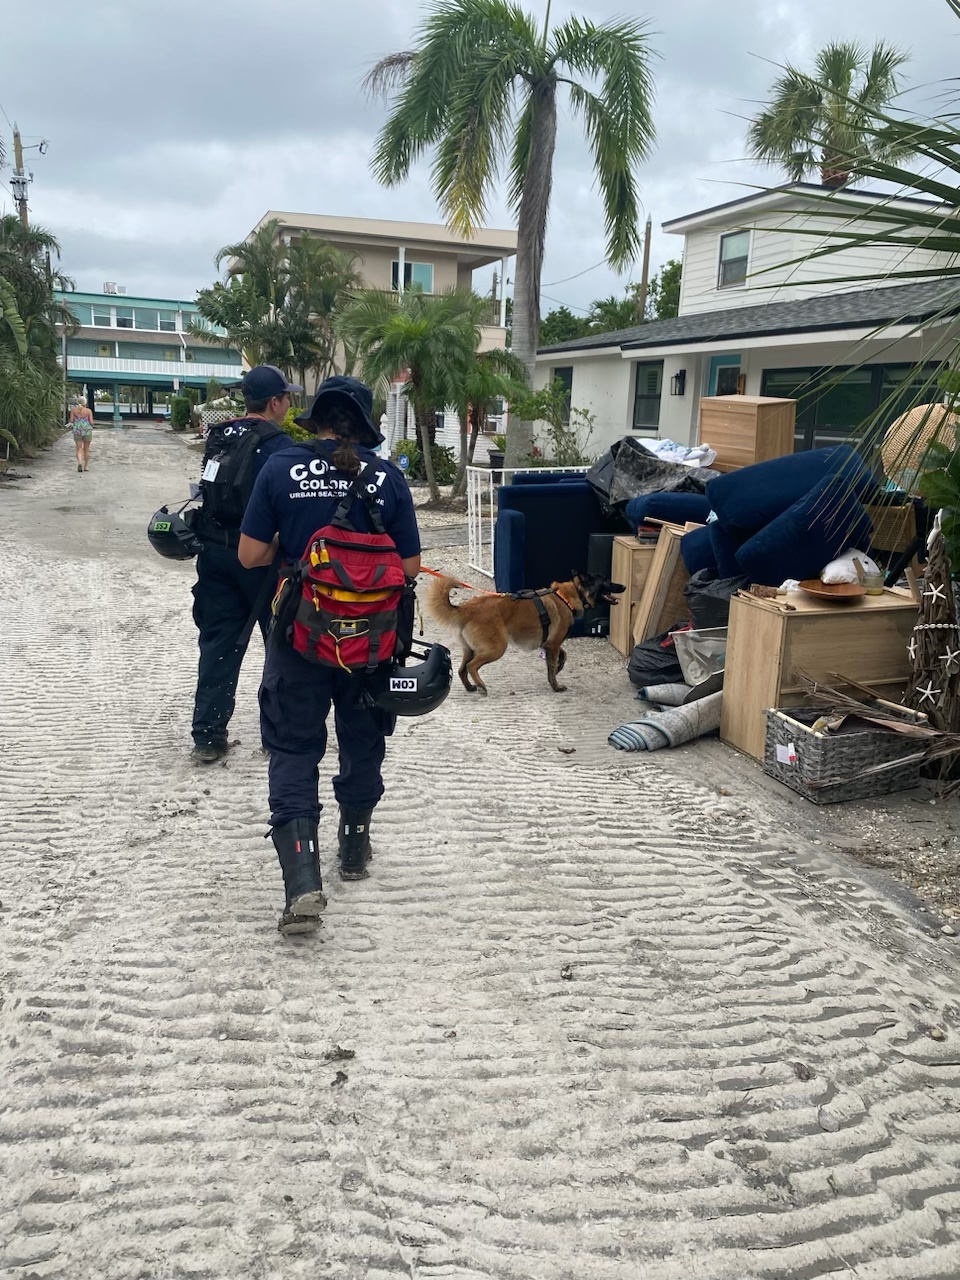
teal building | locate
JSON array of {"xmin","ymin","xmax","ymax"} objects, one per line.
[{"xmin": 55, "ymin": 289, "xmax": 243, "ymax": 420}]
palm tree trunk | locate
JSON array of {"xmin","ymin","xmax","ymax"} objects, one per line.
[
  {"xmin": 414, "ymin": 395, "xmax": 440, "ymax": 502},
  {"xmin": 505, "ymin": 79, "xmax": 557, "ymax": 470}
]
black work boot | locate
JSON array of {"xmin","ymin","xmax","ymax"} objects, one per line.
[
  {"xmin": 338, "ymin": 807, "xmax": 373, "ymax": 881},
  {"xmin": 270, "ymin": 818, "xmax": 327, "ymax": 934}
]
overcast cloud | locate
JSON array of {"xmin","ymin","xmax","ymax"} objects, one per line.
[{"xmin": 3, "ymin": 0, "xmax": 960, "ymax": 313}]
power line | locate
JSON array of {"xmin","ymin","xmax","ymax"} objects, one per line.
[
  {"xmin": 540, "ymin": 291, "xmax": 591, "ymax": 314},
  {"xmin": 542, "ymin": 259, "xmax": 607, "ymax": 287},
  {"xmin": 0, "ymin": 100, "xmax": 11, "ymax": 131}
]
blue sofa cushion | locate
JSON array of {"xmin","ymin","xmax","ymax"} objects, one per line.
[
  {"xmin": 680, "ymin": 525, "xmax": 718, "ymax": 575},
  {"xmin": 708, "ymin": 520, "xmax": 745, "ymax": 579},
  {"xmin": 706, "ymin": 445, "xmax": 877, "ymax": 537},
  {"xmin": 624, "ymin": 492, "xmax": 712, "ymax": 530},
  {"xmin": 493, "ymin": 507, "xmax": 525, "ymax": 594},
  {"xmin": 735, "ymin": 474, "xmax": 875, "ymax": 586}
]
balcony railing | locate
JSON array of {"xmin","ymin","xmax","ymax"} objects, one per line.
[{"xmin": 65, "ymin": 355, "xmax": 242, "ymax": 380}]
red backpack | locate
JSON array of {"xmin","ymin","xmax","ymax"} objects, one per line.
[{"xmin": 274, "ymin": 473, "xmax": 407, "ymax": 672}]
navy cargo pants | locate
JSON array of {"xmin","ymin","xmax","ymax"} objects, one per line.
[
  {"xmin": 191, "ymin": 541, "xmax": 272, "ymax": 748},
  {"xmin": 259, "ymin": 640, "xmax": 389, "ymax": 827}
]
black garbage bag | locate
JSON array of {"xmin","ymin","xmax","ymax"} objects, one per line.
[
  {"xmin": 684, "ymin": 569, "xmax": 750, "ymax": 629},
  {"xmin": 588, "ymin": 437, "xmax": 716, "ymax": 516},
  {"xmin": 627, "ymin": 625, "xmax": 688, "ymax": 688}
]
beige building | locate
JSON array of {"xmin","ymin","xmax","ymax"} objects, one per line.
[{"xmin": 247, "ymin": 211, "xmax": 517, "ymax": 354}]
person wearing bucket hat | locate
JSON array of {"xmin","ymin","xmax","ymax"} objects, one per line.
[
  {"xmin": 188, "ymin": 365, "xmax": 299, "ymax": 764},
  {"xmin": 294, "ymin": 376, "xmax": 385, "ymax": 448},
  {"xmin": 238, "ymin": 376, "xmax": 421, "ymax": 934}
]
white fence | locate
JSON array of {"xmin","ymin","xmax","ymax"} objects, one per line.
[{"xmin": 466, "ymin": 464, "xmax": 589, "ymax": 578}]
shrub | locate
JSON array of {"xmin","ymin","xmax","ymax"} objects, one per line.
[
  {"xmin": 170, "ymin": 396, "xmax": 192, "ymax": 431},
  {"xmin": 390, "ymin": 438, "xmax": 456, "ymax": 484},
  {"xmin": 281, "ymin": 404, "xmax": 314, "ymax": 443},
  {"xmin": 0, "ymin": 352, "xmax": 63, "ymax": 453},
  {"xmin": 204, "ymin": 377, "xmax": 224, "ymax": 403}
]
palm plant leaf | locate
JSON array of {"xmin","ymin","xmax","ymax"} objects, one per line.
[{"xmin": 0, "ymin": 276, "xmax": 28, "ymax": 356}]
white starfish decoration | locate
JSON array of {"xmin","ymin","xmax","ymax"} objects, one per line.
[
  {"xmin": 916, "ymin": 679, "xmax": 942, "ymax": 705},
  {"xmin": 939, "ymin": 645, "xmax": 960, "ymax": 668},
  {"xmin": 923, "ymin": 581, "xmax": 947, "ymax": 604},
  {"xmin": 908, "ymin": 636, "xmax": 918, "ymax": 661}
]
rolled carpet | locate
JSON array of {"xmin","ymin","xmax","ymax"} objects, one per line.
[{"xmin": 609, "ymin": 692, "xmax": 723, "ymax": 752}]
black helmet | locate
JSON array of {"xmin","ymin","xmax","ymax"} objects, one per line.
[
  {"xmin": 148, "ymin": 502, "xmax": 202, "ymax": 559},
  {"xmin": 363, "ymin": 642, "xmax": 452, "ymax": 717}
]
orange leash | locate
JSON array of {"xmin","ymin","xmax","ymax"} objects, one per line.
[{"xmin": 418, "ymin": 565, "xmax": 503, "ymax": 596}]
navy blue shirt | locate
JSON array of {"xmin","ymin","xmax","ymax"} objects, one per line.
[{"xmin": 242, "ymin": 439, "xmax": 421, "ymax": 562}]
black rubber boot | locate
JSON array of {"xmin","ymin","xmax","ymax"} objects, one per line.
[
  {"xmin": 338, "ymin": 807, "xmax": 373, "ymax": 881},
  {"xmin": 270, "ymin": 818, "xmax": 327, "ymax": 934}
]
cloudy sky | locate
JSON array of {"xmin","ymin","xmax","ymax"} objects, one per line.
[{"xmin": 3, "ymin": 0, "xmax": 960, "ymax": 314}]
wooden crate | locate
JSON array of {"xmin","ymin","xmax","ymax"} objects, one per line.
[
  {"xmin": 698, "ymin": 395, "xmax": 796, "ymax": 471},
  {"xmin": 720, "ymin": 588, "xmax": 918, "ymax": 760},
  {"xmin": 609, "ymin": 535, "xmax": 658, "ymax": 656},
  {"xmin": 632, "ymin": 524, "xmax": 695, "ymax": 643}
]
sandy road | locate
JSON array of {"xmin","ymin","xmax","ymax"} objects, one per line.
[{"xmin": 2, "ymin": 426, "xmax": 960, "ymax": 1280}]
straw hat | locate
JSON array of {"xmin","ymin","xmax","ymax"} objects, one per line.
[{"xmin": 880, "ymin": 402, "xmax": 960, "ymax": 494}]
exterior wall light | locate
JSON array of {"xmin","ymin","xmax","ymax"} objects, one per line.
[{"xmin": 670, "ymin": 369, "xmax": 686, "ymax": 396}]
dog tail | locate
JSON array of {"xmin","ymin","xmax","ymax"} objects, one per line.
[{"xmin": 425, "ymin": 575, "xmax": 463, "ymax": 631}]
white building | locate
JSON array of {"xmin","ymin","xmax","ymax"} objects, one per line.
[{"xmin": 535, "ymin": 185, "xmax": 960, "ymax": 454}]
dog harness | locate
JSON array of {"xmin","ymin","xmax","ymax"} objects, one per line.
[{"xmin": 508, "ymin": 586, "xmax": 580, "ymax": 646}]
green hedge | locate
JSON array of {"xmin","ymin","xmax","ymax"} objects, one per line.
[{"xmin": 170, "ymin": 396, "xmax": 192, "ymax": 431}]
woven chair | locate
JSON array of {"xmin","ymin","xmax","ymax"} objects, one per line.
[{"xmin": 880, "ymin": 402, "xmax": 960, "ymax": 495}]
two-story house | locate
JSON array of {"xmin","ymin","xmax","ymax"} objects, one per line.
[{"xmin": 536, "ymin": 184, "xmax": 960, "ymax": 454}]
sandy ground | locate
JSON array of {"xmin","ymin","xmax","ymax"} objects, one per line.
[{"xmin": 2, "ymin": 425, "xmax": 960, "ymax": 1280}]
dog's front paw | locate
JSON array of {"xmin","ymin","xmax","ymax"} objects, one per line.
[{"xmin": 551, "ymin": 684, "xmax": 567, "ymax": 693}]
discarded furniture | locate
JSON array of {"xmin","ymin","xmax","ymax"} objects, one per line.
[
  {"xmin": 698, "ymin": 395, "xmax": 796, "ymax": 472},
  {"xmin": 720, "ymin": 587, "xmax": 918, "ymax": 760}
]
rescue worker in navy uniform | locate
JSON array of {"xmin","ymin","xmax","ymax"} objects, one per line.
[
  {"xmin": 190, "ymin": 365, "xmax": 298, "ymax": 763},
  {"xmin": 239, "ymin": 377, "xmax": 421, "ymax": 934}
]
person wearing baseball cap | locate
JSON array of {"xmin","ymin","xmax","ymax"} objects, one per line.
[
  {"xmin": 189, "ymin": 366, "xmax": 300, "ymax": 763},
  {"xmin": 238, "ymin": 376, "xmax": 421, "ymax": 934}
]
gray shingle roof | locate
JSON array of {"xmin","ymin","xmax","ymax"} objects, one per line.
[{"xmin": 538, "ymin": 278, "xmax": 960, "ymax": 356}]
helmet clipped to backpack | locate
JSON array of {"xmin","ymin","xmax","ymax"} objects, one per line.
[
  {"xmin": 148, "ymin": 502, "xmax": 203, "ymax": 560},
  {"xmin": 362, "ymin": 642, "xmax": 452, "ymax": 717}
]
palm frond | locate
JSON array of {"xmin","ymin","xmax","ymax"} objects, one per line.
[
  {"xmin": 551, "ymin": 16, "xmax": 657, "ymax": 269},
  {"xmin": 0, "ymin": 275, "xmax": 28, "ymax": 356}
]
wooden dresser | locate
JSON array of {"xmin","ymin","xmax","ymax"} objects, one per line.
[{"xmin": 698, "ymin": 395, "xmax": 796, "ymax": 472}]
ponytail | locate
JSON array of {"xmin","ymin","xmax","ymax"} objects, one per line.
[{"xmin": 313, "ymin": 406, "xmax": 363, "ymax": 476}]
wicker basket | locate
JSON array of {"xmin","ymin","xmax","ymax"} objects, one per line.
[{"xmin": 763, "ymin": 703, "xmax": 928, "ymax": 805}]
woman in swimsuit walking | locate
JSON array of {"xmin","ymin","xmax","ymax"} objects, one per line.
[{"xmin": 69, "ymin": 401, "xmax": 94, "ymax": 473}]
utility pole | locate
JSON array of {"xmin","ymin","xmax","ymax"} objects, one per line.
[
  {"xmin": 10, "ymin": 126, "xmax": 32, "ymax": 230},
  {"xmin": 636, "ymin": 214, "xmax": 652, "ymax": 323}
]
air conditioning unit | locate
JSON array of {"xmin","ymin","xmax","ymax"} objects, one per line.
[
  {"xmin": 116, "ymin": 286, "xmax": 127, "ymax": 295},
  {"xmin": 103, "ymin": 282, "xmax": 117, "ymax": 294}
]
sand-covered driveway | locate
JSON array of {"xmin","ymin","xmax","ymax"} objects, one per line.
[{"xmin": 2, "ymin": 426, "xmax": 960, "ymax": 1280}]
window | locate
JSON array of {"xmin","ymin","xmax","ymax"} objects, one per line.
[
  {"xmin": 92, "ymin": 305, "xmax": 112, "ymax": 327},
  {"xmin": 715, "ymin": 365, "xmax": 741, "ymax": 396},
  {"xmin": 158, "ymin": 313, "xmax": 176, "ymax": 332},
  {"xmin": 134, "ymin": 308, "xmax": 159, "ymax": 330},
  {"xmin": 633, "ymin": 361, "xmax": 663, "ymax": 429},
  {"xmin": 761, "ymin": 361, "xmax": 943, "ymax": 452},
  {"xmin": 718, "ymin": 231, "xmax": 749, "ymax": 289},
  {"xmin": 97, "ymin": 343, "xmax": 112, "ymax": 357},
  {"xmin": 391, "ymin": 260, "xmax": 434, "ymax": 292},
  {"xmin": 68, "ymin": 302, "xmax": 92, "ymax": 326},
  {"xmin": 115, "ymin": 306, "xmax": 134, "ymax": 329},
  {"xmin": 552, "ymin": 365, "xmax": 573, "ymax": 424},
  {"xmin": 163, "ymin": 349, "xmax": 177, "ymax": 361}
]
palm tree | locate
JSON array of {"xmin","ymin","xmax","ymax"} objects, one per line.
[
  {"xmin": 337, "ymin": 289, "xmax": 484, "ymax": 501},
  {"xmin": 747, "ymin": 41, "xmax": 913, "ymax": 187},
  {"xmin": 286, "ymin": 237, "xmax": 363, "ymax": 385},
  {"xmin": 453, "ymin": 346, "xmax": 529, "ymax": 495},
  {"xmin": 366, "ymin": 0, "xmax": 656, "ymax": 467}
]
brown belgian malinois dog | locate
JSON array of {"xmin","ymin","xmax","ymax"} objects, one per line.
[{"xmin": 427, "ymin": 570, "xmax": 625, "ymax": 694}]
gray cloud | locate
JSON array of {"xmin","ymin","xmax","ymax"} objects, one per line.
[{"xmin": 3, "ymin": 0, "xmax": 958, "ymax": 310}]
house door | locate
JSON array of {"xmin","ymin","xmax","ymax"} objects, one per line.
[{"xmin": 708, "ymin": 353, "xmax": 741, "ymax": 396}]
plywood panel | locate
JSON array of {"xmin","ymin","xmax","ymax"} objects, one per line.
[{"xmin": 632, "ymin": 525, "xmax": 693, "ymax": 643}]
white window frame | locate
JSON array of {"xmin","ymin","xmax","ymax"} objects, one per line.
[
  {"xmin": 717, "ymin": 230, "xmax": 751, "ymax": 290},
  {"xmin": 391, "ymin": 260, "xmax": 435, "ymax": 293}
]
